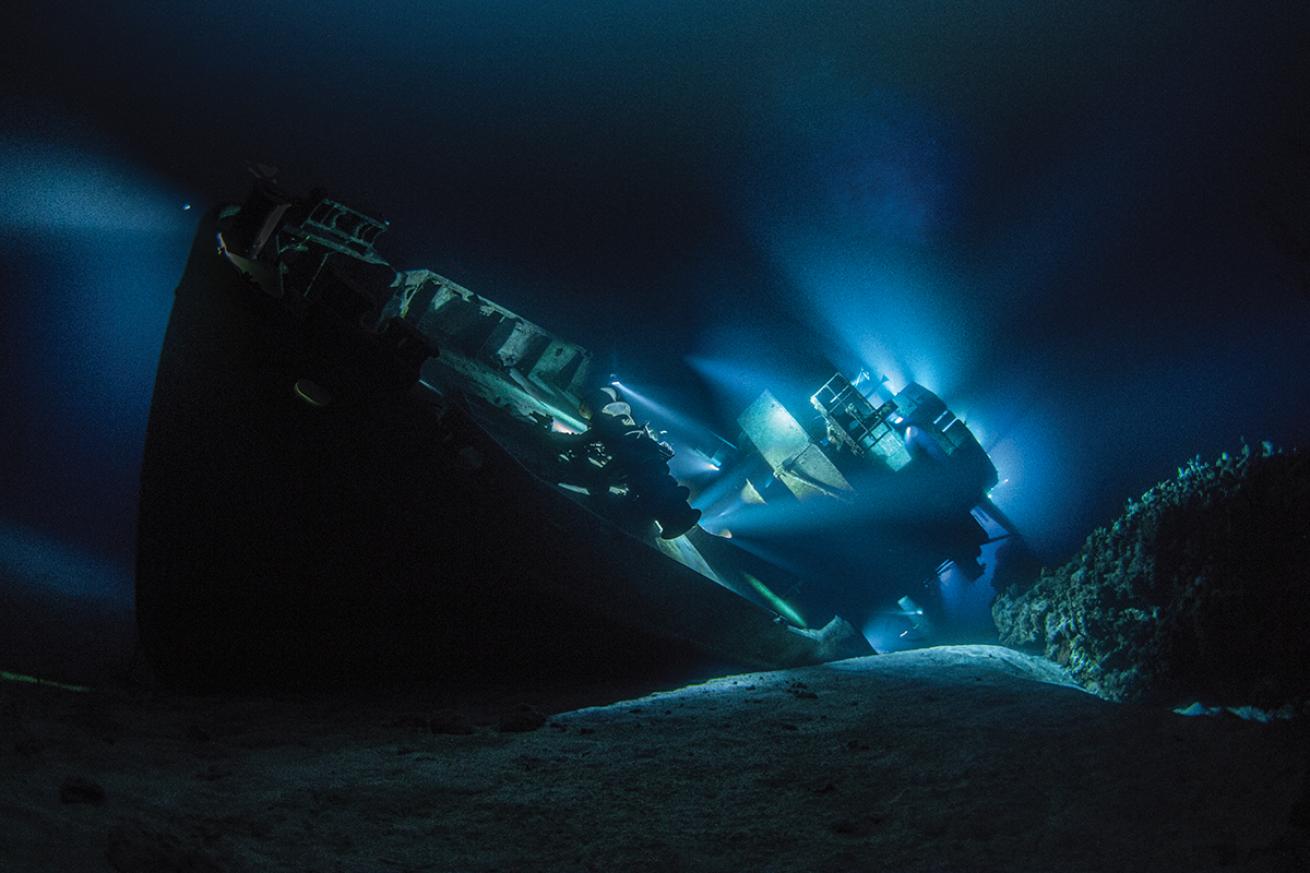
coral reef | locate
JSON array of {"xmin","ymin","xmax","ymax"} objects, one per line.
[{"xmin": 993, "ymin": 443, "xmax": 1310, "ymax": 706}]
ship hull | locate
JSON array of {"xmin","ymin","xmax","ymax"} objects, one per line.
[{"xmin": 136, "ymin": 209, "xmax": 861, "ymax": 689}]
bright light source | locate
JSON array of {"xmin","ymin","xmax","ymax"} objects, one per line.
[
  {"xmin": 745, "ymin": 573, "xmax": 805, "ymax": 627},
  {"xmin": 1, "ymin": 671, "xmax": 90, "ymax": 692}
]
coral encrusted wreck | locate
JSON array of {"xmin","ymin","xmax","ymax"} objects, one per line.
[{"xmin": 993, "ymin": 443, "xmax": 1310, "ymax": 707}]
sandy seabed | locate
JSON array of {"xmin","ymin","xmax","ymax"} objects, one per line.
[{"xmin": 2, "ymin": 646, "xmax": 1305, "ymax": 873}]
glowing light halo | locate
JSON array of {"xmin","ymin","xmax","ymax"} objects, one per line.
[{"xmin": 0, "ymin": 133, "xmax": 185, "ymax": 234}]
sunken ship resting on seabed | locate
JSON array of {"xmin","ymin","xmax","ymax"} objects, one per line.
[{"xmin": 135, "ymin": 173, "xmax": 1009, "ymax": 690}]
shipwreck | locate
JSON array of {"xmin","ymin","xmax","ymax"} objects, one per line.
[{"xmin": 135, "ymin": 174, "xmax": 1008, "ymax": 689}]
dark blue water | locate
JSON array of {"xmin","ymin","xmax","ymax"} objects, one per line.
[{"xmin": 3, "ymin": 2, "xmax": 1308, "ymax": 669}]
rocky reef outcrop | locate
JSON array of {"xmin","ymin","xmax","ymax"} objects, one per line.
[{"xmin": 993, "ymin": 443, "xmax": 1310, "ymax": 707}]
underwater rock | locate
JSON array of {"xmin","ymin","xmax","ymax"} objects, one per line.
[
  {"xmin": 992, "ymin": 443, "xmax": 1310, "ymax": 707},
  {"xmin": 785, "ymin": 680, "xmax": 819, "ymax": 700}
]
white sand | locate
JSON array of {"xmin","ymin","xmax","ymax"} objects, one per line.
[{"xmin": 2, "ymin": 645, "xmax": 1305, "ymax": 872}]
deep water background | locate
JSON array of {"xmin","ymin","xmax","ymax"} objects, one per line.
[{"xmin": 2, "ymin": 2, "xmax": 1308, "ymax": 674}]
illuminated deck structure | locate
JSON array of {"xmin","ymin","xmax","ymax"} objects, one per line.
[{"xmin": 704, "ymin": 369, "xmax": 1008, "ymax": 638}]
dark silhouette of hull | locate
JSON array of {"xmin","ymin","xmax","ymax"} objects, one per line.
[{"xmin": 135, "ymin": 204, "xmax": 869, "ymax": 690}]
